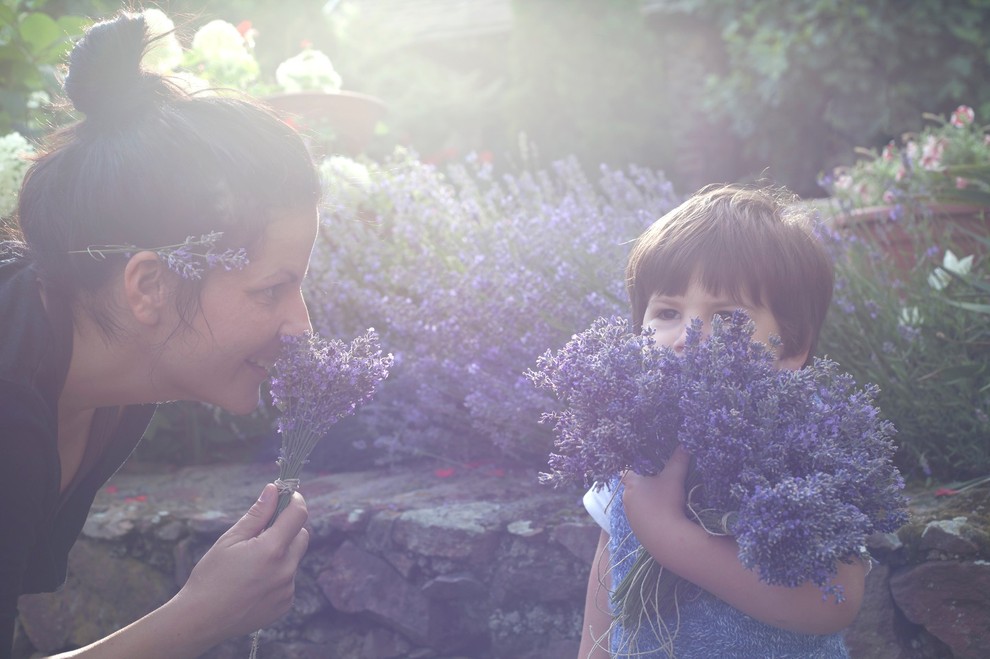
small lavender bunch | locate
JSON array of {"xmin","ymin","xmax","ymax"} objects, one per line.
[
  {"xmin": 530, "ymin": 312, "xmax": 908, "ymax": 621},
  {"xmin": 250, "ymin": 328, "xmax": 391, "ymax": 658},
  {"xmin": 267, "ymin": 328, "xmax": 392, "ymax": 519}
]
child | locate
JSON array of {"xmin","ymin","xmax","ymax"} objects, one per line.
[
  {"xmin": 2, "ymin": 11, "xmax": 320, "ymax": 657},
  {"xmin": 577, "ymin": 185, "xmax": 866, "ymax": 658}
]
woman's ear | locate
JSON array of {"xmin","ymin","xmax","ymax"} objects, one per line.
[{"xmin": 123, "ymin": 251, "xmax": 169, "ymax": 326}]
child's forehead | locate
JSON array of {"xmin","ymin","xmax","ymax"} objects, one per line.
[{"xmin": 650, "ymin": 268, "xmax": 763, "ymax": 306}]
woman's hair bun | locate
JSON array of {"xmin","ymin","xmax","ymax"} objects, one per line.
[{"xmin": 64, "ymin": 12, "xmax": 178, "ymax": 120}]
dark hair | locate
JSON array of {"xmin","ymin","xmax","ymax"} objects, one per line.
[
  {"xmin": 626, "ymin": 184, "xmax": 834, "ymax": 363},
  {"xmin": 17, "ymin": 11, "xmax": 321, "ymax": 338}
]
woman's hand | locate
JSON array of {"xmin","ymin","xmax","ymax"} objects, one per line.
[
  {"xmin": 171, "ymin": 483, "xmax": 311, "ymax": 643},
  {"xmin": 55, "ymin": 484, "xmax": 311, "ymax": 658}
]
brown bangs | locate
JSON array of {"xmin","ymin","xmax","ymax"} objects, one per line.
[{"xmin": 625, "ymin": 185, "xmax": 834, "ymax": 362}]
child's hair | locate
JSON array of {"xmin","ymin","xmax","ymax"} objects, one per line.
[
  {"xmin": 15, "ymin": 11, "xmax": 321, "ymax": 339},
  {"xmin": 626, "ymin": 184, "xmax": 833, "ymax": 363}
]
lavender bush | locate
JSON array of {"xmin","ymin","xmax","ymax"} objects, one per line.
[
  {"xmin": 529, "ymin": 312, "xmax": 908, "ymax": 609},
  {"xmin": 307, "ymin": 148, "xmax": 679, "ymax": 465}
]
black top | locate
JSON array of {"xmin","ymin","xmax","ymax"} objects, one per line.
[{"xmin": 0, "ymin": 244, "xmax": 156, "ymax": 656}]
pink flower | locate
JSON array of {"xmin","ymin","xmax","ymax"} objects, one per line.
[
  {"xmin": 934, "ymin": 487, "xmax": 959, "ymax": 497},
  {"xmin": 881, "ymin": 141, "xmax": 897, "ymax": 161},
  {"xmin": 956, "ymin": 177, "xmax": 969, "ymax": 189},
  {"xmin": 895, "ymin": 166, "xmax": 907, "ymax": 182},
  {"xmin": 950, "ymin": 105, "xmax": 975, "ymax": 128},
  {"xmin": 920, "ymin": 135, "xmax": 945, "ymax": 171},
  {"xmin": 882, "ymin": 190, "xmax": 896, "ymax": 204},
  {"xmin": 434, "ymin": 467, "xmax": 456, "ymax": 478}
]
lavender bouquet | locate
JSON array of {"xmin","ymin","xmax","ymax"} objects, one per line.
[
  {"xmin": 267, "ymin": 328, "xmax": 393, "ymax": 519},
  {"xmin": 250, "ymin": 328, "xmax": 391, "ymax": 657},
  {"xmin": 528, "ymin": 312, "xmax": 908, "ymax": 622}
]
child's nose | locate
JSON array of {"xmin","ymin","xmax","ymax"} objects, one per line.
[{"xmin": 672, "ymin": 323, "xmax": 690, "ymax": 354}]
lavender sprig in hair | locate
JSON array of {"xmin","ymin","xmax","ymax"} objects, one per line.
[
  {"xmin": 70, "ymin": 231, "xmax": 249, "ymax": 279},
  {"xmin": 529, "ymin": 312, "xmax": 908, "ymax": 625}
]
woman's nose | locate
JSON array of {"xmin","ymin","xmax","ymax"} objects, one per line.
[{"xmin": 282, "ymin": 291, "xmax": 313, "ymax": 337}]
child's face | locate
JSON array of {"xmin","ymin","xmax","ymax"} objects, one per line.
[{"xmin": 642, "ymin": 278, "xmax": 807, "ymax": 371}]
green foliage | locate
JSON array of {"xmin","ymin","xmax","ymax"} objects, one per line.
[
  {"xmin": 507, "ymin": 0, "xmax": 674, "ymax": 170},
  {"xmin": 818, "ymin": 212, "xmax": 990, "ymax": 482},
  {"xmin": 0, "ymin": 1, "xmax": 91, "ymax": 135},
  {"xmin": 686, "ymin": 0, "xmax": 990, "ymax": 195},
  {"xmin": 135, "ymin": 401, "xmax": 277, "ymax": 466}
]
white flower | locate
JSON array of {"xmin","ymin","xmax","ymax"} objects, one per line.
[
  {"xmin": 0, "ymin": 132, "xmax": 34, "ymax": 218},
  {"xmin": 191, "ymin": 20, "xmax": 249, "ymax": 60},
  {"xmin": 188, "ymin": 20, "xmax": 259, "ymax": 89},
  {"xmin": 927, "ymin": 249, "xmax": 974, "ymax": 290},
  {"xmin": 899, "ymin": 306, "xmax": 922, "ymax": 326},
  {"xmin": 141, "ymin": 9, "xmax": 183, "ymax": 73},
  {"xmin": 276, "ymin": 48, "xmax": 342, "ymax": 93}
]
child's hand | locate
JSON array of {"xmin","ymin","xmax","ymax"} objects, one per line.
[{"xmin": 621, "ymin": 444, "xmax": 691, "ymax": 540}]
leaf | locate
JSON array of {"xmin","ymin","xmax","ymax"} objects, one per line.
[
  {"xmin": 18, "ymin": 12, "xmax": 61, "ymax": 55},
  {"xmin": 945, "ymin": 300, "xmax": 990, "ymax": 314}
]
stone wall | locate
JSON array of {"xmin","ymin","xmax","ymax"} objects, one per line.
[
  {"xmin": 14, "ymin": 463, "xmax": 990, "ymax": 658},
  {"xmin": 15, "ymin": 462, "xmax": 599, "ymax": 658}
]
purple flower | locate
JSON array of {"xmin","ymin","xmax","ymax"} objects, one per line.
[
  {"xmin": 531, "ymin": 312, "xmax": 908, "ymax": 601},
  {"xmin": 71, "ymin": 231, "xmax": 249, "ymax": 280},
  {"xmin": 267, "ymin": 329, "xmax": 392, "ymax": 517}
]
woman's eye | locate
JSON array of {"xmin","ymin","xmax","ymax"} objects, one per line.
[{"xmin": 257, "ymin": 285, "xmax": 281, "ymax": 302}]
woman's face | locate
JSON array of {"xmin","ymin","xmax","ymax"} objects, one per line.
[{"xmin": 155, "ymin": 208, "xmax": 319, "ymax": 414}]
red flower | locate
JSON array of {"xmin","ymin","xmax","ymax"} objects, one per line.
[
  {"xmin": 434, "ymin": 467, "xmax": 456, "ymax": 478},
  {"xmin": 236, "ymin": 20, "xmax": 253, "ymax": 37},
  {"xmin": 934, "ymin": 487, "xmax": 959, "ymax": 497},
  {"xmin": 105, "ymin": 485, "xmax": 118, "ymax": 494}
]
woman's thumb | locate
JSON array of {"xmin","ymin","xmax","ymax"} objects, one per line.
[{"xmin": 228, "ymin": 483, "xmax": 278, "ymax": 540}]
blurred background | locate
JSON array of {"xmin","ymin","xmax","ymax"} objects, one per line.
[
  {"xmin": 3, "ymin": 0, "xmax": 989, "ymax": 482},
  {"xmin": 5, "ymin": 0, "xmax": 990, "ymax": 196}
]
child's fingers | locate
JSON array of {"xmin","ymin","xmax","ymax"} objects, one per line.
[{"xmin": 662, "ymin": 444, "xmax": 691, "ymax": 481}]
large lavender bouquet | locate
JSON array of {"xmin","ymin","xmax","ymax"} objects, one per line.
[{"xmin": 529, "ymin": 312, "xmax": 908, "ymax": 617}]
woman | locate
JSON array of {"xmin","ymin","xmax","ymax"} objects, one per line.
[{"xmin": 1, "ymin": 11, "xmax": 321, "ymax": 657}]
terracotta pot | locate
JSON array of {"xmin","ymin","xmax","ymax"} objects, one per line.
[
  {"xmin": 264, "ymin": 90, "xmax": 388, "ymax": 156},
  {"xmin": 835, "ymin": 203, "xmax": 989, "ymax": 270}
]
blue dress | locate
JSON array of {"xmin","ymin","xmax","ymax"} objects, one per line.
[{"xmin": 606, "ymin": 484, "xmax": 850, "ymax": 658}]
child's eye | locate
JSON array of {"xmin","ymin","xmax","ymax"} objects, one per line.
[{"xmin": 652, "ymin": 309, "xmax": 679, "ymax": 321}]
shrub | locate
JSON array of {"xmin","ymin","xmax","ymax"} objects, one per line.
[
  {"xmin": 817, "ymin": 215, "xmax": 990, "ymax": 482},
  {"xmin": 306, "ymin": 149, "xmax": 680, "ymax": 467}
]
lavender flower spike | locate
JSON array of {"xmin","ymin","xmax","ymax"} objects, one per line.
[
  {"xmin": 249, "ymin": 329, "xmax": 391, "ymax": 658},
  {"xmin": 69, "ymin": 231, "xmax": 249, "ymax": 280},
  {"xmin": 268, "ymin": 328, "xmax": 393, "ymax": 517}
]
